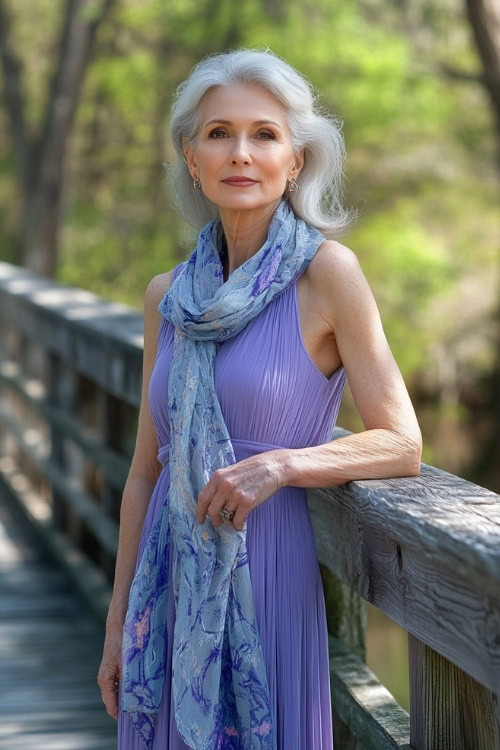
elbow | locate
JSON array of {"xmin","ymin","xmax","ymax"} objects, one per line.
[
  {"xmin": 407, "ymin": 437, "xmax": 422, "ymax": 476},
  {"xmin": 393, "ymin": 430, "xmax": 422, "ymax": 476},
  {"xmin": 408, "ymin": 453, "xmax": 422, "ymax": 476}
]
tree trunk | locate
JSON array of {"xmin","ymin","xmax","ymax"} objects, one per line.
[
  {"xmin": 461, "ymin": 0, "xmax": 500, "ymax": 492},
  {"xmin": 0, "ymin": 0, "xmax": 116, "ymax": 277}
]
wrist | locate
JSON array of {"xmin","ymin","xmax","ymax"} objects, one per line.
[
  {"xmin": 275, "ymin": 448, "xmax": 298, "ymax": 488},
  {"xmin": 106, "ymin": 602, "xmax": 127, "ymax": 631},
  {"xmin": 106, "ymin": 616, "xmax": 125, "ymax": 634}
]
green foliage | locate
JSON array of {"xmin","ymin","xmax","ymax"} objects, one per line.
[
  {"xmin": 351, "ymin": 199, "xmax": 456, "ymax": 374},
  {"xmin": 0, "ymin": 0, "xmax": 497, "ymax": 483}
]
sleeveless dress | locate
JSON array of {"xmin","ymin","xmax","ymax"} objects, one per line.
[{"xmin": 118, "ymin": 261, "xmax": 348, "ymax": 750}]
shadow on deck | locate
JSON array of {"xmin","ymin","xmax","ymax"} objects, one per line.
[{"xmin": 0, "ymin": 488, "xmax": 116, "ymax": 750}]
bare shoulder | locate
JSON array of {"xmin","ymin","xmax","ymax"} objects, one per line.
[
  {"xmin": 145, "ymin": 270, "xmax": 175, "ymax": 310},
  {"xmin": 305, "ymin": 239, "xmax": 369, "ymax": 332},
  {"xmin": 308, "ymin": 239, "xmax": 361, "ymax": 283}
]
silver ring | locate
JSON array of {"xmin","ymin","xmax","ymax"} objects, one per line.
[
  {"xmin": 219, "ymin": 507, "xmax": 235, "ymax": 522},
  {"xmin": 100, "ymin": 682, "xmax": 119, "ymax": 695}
]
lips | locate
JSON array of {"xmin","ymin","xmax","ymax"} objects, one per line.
[{"xmin": 222, "ymin": 178, "xmax": 257, "ymax": 185}]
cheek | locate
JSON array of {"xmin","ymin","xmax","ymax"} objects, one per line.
[
  {"xmin": 261, "ymin": 154, "xmax": 290, "ymax": 178},
  {"xmin": 197, "ymin": 146, "xmax": 224, "ymax": 172}
]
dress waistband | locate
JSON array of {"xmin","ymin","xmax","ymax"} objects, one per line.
[{"xmin": 157, "ymin": 437, "xmax": 288, "ymax": 467}]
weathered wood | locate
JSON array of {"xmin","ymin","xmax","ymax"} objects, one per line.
[
  {"xmin": 309, "ymin": 434, "xmax": 500, "ymax": 596},
  {"xmin": 329, "ymin": 635, "xmax": 412, "ymax": 749},
  {"xmin": 0, "ymin": 263, "xmax": 144, "ymax": 405},
  {"xmin": 308, "ymin": 450, "xmax": 500, "ymax": 695},
  {"xmin": 0, "ymin": 357, "xmax": 131, "ymax": 489},
  {"xmin": 320, "ymin": 562, "xmax": 366, "ymax": 660},
  {"xmin": 0, "ymin": 488, "xmax": 116, "ymax": 749},
  {"xmin": 0, "ymin": 402, "xmax": 119, "ymax": 557},
  {"xmin": 409, "ymin": 632, "xmax": 500, "ymax": 750},
  {"xmin": 0, "ymin": 458, "xmax": 112, "ymax": 622}
]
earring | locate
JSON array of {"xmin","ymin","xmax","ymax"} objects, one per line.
[
  {"xmin": 192, "ymin": 175, "xmax": 201, "ymax": 190},
  {"xmin": 287, "ymin": 176, "xmax": 299, "ymax": 192}
]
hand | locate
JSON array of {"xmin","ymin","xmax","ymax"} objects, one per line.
[
  {"xmin": 196, "ymin": 450, "xmax": 287, "ymax": 531},
  {"xmin": 97, "ymin": 629, "xmax": 122, "ymax": 720}
]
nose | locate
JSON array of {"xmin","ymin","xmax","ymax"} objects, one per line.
[{"xmin": 230, "ymin": 136, "xmax": 252, "ymax": 165}]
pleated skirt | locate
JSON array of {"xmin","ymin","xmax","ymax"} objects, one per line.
[{"xmin": 118, "ymin": 439, "xmax": 334, "ymax": 749}]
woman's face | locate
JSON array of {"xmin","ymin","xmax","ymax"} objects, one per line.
[{"xmin": 182, "ymin": 83, "xmax": 304, "ymax": 211}]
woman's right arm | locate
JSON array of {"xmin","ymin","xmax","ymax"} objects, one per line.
[{"xmin": 105, "ymin": 269, "xmax": 174, "ymax": 632}]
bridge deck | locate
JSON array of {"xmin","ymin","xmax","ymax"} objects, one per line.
[{"xmin": 0, "ymin": 494, "xmax": 117, "ymax": 750}]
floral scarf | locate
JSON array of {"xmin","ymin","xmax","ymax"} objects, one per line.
[{"xmin": 121, "ymin": 198, "xmax": 325, "ymax": 749}]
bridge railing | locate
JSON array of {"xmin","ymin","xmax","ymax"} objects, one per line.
[{"xmin": 0, "ymin": 260, "xmax": 498, "ymax": 750}]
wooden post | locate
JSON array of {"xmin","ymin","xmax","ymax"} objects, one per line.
[
  {"xmin": 46, "ymin": 353, "xmax": 78, "ymax": 534},
  {"xmin": 320, "ymin": 562, "xmax": 367, "ymax": 748},
  {"xmin": 409, "ymin": 632, "xmax": 500, "ymax": 749}
]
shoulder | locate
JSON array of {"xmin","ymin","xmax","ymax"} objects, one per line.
[
  {"xmin": 143, "ymin": 263, "xmax": 185, "ymax": 335},
  {"xmin": 305, "ymin": 239, "xmax": 375, "ymax": 333},
  {"xmin": 144, "ymin": 260, "xmax": 186, "ymax": 311},
  {"xmin": 307, "ymin": 239, "xmax": 360, "ymax": 281},
  {"xmin": 145, "ymin": 270, "xmax": 174, "ymax": 311}
]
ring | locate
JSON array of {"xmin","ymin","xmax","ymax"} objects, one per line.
[
  {"xmin": 100, "ymin": 681, "xmax": 119, "ymax": 695},
  {"xmin": 219, "ymin": 507, "xmax": 235, "ymax": 522}
]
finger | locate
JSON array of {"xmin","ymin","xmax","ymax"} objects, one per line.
[
  {"xmin": 100, "ymin": 679, "xmax": 120, "ymax": 697},
  {"xmin": 220, "ymin": 505, "xmax": 239, "ymax": 526},
  {"xmin": 196, "ymin": 482, "xmax": 217, "ymax": 524},
  {"xmin": 101, "ymin": 678, "xmax": 120, "ymax": 719},
  {"xmin": 208, "ymin": 500, "xmax": 238, "ymax": 527},
  {"xmin": 230, "ymin": 507, "xmax": 247, "ymax": 532}
]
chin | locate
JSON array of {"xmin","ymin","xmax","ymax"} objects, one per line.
[{"xmin": 210, "ymin": 193, "xmax": 279, "ymax": 211}]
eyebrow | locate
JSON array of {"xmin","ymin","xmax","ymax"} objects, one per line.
[{"xmin": 204, "ymin": 118, "xmax": 282, "ymax": 129}]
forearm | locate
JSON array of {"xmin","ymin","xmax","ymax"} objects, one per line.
[
  {"xmin": 280, "ymin": 428, "xmax": 421, "ymax": 489},
  {"xmin": 106, "ymin": 475, "xmax": 157, "ymax": 630}
]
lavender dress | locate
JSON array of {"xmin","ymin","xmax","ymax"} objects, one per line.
[{"xmin": 118, "ymin": 261, "xmax": 347, "ymax": 750}]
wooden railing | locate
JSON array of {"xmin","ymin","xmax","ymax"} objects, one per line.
[{"xmin": 0, "ymin": 260, "xmax": 498, "ymax": 750}]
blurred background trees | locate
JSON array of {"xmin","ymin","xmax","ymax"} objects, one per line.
[{"xmin": 0, "ymin": 0, "xmax": 498, "ymax": 485}]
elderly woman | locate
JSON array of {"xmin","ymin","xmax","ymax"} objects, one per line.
[{"xmin": 98, "ymin": 47, "xmax": 422, "ymax": 750}]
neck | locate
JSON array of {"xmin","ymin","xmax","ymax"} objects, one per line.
[{"xmin": 218, "ymin": 199, "xmax": 282, "ymax": 281}]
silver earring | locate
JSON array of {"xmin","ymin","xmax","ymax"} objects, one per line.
[
  {"xmin": 287, "ymin": 176, "xmax": 299, "ymax": 192},
  {"xmin": 192, "ymin": 175, "xmax": 201, "ymax": 190}
]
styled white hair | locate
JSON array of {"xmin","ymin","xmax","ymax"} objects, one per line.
[{"xmin": 165, "ymin": 46, "xmax": 358, "ymax": 243}]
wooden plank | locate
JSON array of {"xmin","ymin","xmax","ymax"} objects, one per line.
[
  {"xmin": 0, "ymin": 488, "xmax": 116, "ymax": 749},
  {"xmin": 329, "ymin": 634, "xmax": 411, "ymax": 749},
  {"xmin": 409, "ymin": 632, "xmax": 500, "ymax": 750},
  {"xmin": 308, "ymin": 447, "xmax": 500, "ymax": 694},
  {"xmin": 0, "ymin": 406, "xmax": 119, "ymax": 557},
  {"xmin": 0, "ymin": 261, "xmax": 144, "ymax": 406},
  {"xmin": 0, "ymin": 463, "xmax": 113, "ymax": 623},
  {"xmin": 0, "ymin": 358, "xmax": 130, "ymax": 490}
]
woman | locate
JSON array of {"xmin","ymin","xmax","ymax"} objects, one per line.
[{"xmin": 98, "ymin": 47, "xmax": 422, "ymax": 750}]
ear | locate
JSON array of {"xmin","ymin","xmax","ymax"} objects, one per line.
[
  {"xmin": 292, "ymin": 147, "xmax": 305, "ymax": 178},
  {"xmin": 182, "ymin": 136, "xmax": 197, "ymax": 175}
]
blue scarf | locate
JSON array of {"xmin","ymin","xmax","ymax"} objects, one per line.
[{"xmin": 121, "ymin": 198, "xmax": 325, "ymax": 749}]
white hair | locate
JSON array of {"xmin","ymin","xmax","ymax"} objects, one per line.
[{"xmin": 165, "ymin": 46, "xmax": 358, "ymax": 244}]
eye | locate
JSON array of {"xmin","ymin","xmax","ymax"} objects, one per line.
[{"xmin": 207, "ymin": 128, "xmax": 275, "ymax": 139}]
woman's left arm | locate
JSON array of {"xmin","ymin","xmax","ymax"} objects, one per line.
[
  {"xmin": 196, "ymin": 242, "xmax": 422, "ymax": 531},
  {"xmin": 281, "ymin": 241, "xmax": 422, "ymax": 489}
]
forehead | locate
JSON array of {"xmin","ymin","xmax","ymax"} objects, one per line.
[{"xmin": 199, "ymin": 83, "xmax": 287, "ymax": 124}]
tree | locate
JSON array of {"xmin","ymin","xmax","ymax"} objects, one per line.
[
  {"xmin": 0, "ymin": 0, "xmax": 116, "ymax": 276},
  {"xmin": 461, "ymin": 0, "xmax": 500, "ymax": 489}
]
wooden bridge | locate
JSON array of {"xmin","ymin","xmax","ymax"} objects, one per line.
[
  {"xmin": 0, "ymin": 486, "xmax": 116, "ymax": 749},
  {"xmin": 0, "ymin": 260, "xmax": 499, "ymax": 750}
]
